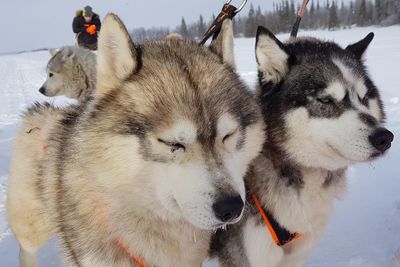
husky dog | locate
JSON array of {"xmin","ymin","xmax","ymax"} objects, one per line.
[
  {"xmin": 39, "ymin": 46, "xmax": 96, "ymax": 101},
  {"xmin": 7, "ymin": 14, "xmax": 265, "ymax": 267},
  {"xmin": 165, "ymin": 33, "xmax": 184, "ymax": 42},
  {"xmin": 211, "ymin": 27, "xmax": 394, "ymax": 267}
]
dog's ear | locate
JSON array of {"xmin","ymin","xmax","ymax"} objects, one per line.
[
  {"xmin": 49, "ymin": 48, "xmax": 57, "ymax": 57},
  {"xmin": 59, "ymin": 48, "xmax": 75, "ymax": 64},
  {"xmin": 346, "ymin": 32, "xmax": 374, "ymax": 59},
  {"xmin": 256, "ymin": 26, "xmax": 289, "ymax": 84},
  {"xmin": 209, "ymin": 19, "xmax": 235, "ymax": 69},
  {"xmin": 96, "ymin": 13, "xmax": 140, "ymax": 97}
]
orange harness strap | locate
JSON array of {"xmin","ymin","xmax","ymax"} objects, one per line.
[
  {"xmin": 252, "ymin": 194, "xmax": 302, "ymax": 246},
  {"xmin": 115, "ymin": 237, "xmax": 148, "ymax": 267},
  {"xmin": 96, "ymin": 203, "xmax": 148, "ymax": 267}
]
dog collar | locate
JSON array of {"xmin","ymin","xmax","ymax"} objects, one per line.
[{"xmin": 252, "ymin": 194, "xmax": 302, "ymax": 246}]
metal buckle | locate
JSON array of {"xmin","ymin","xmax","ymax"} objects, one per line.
[{"xmin": 226, "ymin": 0, "xmax": 248, "ymax": 13}]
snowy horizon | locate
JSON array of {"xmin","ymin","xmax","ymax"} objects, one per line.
[
  {"xmin": 0, "ymin": 0, "xmax": 359, "ymax": 54},
  {"xmin": 0, "ymin": 0, "xmax": 269, "ymax": 54}
]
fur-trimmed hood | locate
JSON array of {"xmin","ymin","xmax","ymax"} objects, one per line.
[{"xmin": 75, "ymin": 10, "xmax": 99, "ymax": 18}]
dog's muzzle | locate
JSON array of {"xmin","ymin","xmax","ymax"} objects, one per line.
[
  {"xmin": 212, "ymin": 195, "xmax": 244, "ymax": 222},
  {"xmin": 38, "ymin": 87, "xmax": 46, "ymax": 95},
  {"xmin": 368, "ymin": 127, "xmax": 394, "ymax": 152}
]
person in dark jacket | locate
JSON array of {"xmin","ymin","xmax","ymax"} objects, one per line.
[{"xmin": 72, "ymin": 6, "xmax": 101, "ymax": 50}]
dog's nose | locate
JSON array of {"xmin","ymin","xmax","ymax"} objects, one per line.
[
  {"xmin": 39, "ymin": 87, "xmax": 46, "ymax": 95},
  {"xmin": 368, "ymin": 127, "xmax": 394, "ymax": 152},
  {"xmin": 213, "ymin": 195, "xmax": 244, "ymax": 222}
]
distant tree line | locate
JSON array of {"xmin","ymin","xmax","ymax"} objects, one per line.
[{"xmin": 129, "ymin": 0, "xmax": 400, "ymax": 41}]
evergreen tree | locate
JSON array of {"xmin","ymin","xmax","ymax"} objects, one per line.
[
  {"xmin": 366, "ymin": 0, "xmax": 374, "ymax": 25},
  {"xmin": 328, "ymin": 0, "xmax": 339, "ymax": 29},
  {"xmin": 357, "ymin": 0, "xmax": 368, "ymax": 26},
  {"xmin": 180, "ymin": 17, "xmax": 189, "ymax": 38},
  {"xmin": 256, "ymin": 5, "xmax": 265, "ymax": 26},
  {"xmin": 279, "ymin": 0, "xmax": 291, "ymax": 32},
  {"xmin": 290, "ymin": 1, "xmax": 296, "ymax": 27},
  {"xmin": 375, "ymin": 0, "xmax": 383, "ymax": 23},
  {"xmin": 310, "ymin": 0, "xmax": 315, "ymax": 16},
  {"xmin": 245, "ymin": 4, "xmax": 257, "ymax": 37},
  {"xmin": 198, "ymin": 15, "xmax": 206, "ymax": 39}
]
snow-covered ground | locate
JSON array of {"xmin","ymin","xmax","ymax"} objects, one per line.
[{"xmin": 0, "ymin": 25, "xmax": 399, "ymax": 266}]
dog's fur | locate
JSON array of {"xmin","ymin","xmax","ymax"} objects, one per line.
[
  {"xmin": 39, "ymin": 46, "xmax": 97, "ymax": 101},
  {"xmin": 211, "ymin": 27, "xmax": 394, "ymax": 267},
  {"xmin": 7, "ymin": 14, "xmax": 265, "ymax": 267}
]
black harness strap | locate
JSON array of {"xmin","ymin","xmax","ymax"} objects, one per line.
[
  {"xmin": 252, "ymin": 194, "xmax": 302, "ymax": 246},
  {"xmin": 263, "ymin": 207, "xmax": 301, "ymax": 246}
]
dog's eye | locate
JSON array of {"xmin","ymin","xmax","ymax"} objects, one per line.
[
  {"xmin": 222, "ymin": 129, "xmax": 238, "ymax": 144},
  {"xmin": 359, "ymin": 95, "xmax": 369, "ymax": 105},
  {"xmin": 223, "ymin": 133, "xmax": 233, "ymax": 143},
  {"xmin": 170, "ymin": 143, "xmax": 185, "ymax": 153},
  {"xmin": 158, "ymin": 139, "xmax": 186, "ymax": 153},
  {"xmin": 49, "ymin": 73, "xmax": 54, "ymax": 78},
  {"xmin": 317, "ymin": 97, "xmax": 333, "ymax": 104}
]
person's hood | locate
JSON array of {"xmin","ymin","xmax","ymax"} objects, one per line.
[{"xmin": 75, "ymin": 10, "xmax": 99, "ymax": 19}]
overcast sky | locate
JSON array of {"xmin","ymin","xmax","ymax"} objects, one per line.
[{"xmin": 0, "ymin": 0, "xmax": 352, "ymax": 54}]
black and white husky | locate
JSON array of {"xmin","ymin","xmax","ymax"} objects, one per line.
[{"xmin": 211, "ymin": 26, "xmax": 394, "ymax": 267}]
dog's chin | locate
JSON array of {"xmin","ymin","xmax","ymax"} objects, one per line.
[
  {"xmin": 321, "ymin": 143, "xmax": 386, "ymax": 169},
  {"xmin": 293, "ymin": 152, "xmax": 350, "ymax": 171},
  {"xmin": 369, "ymin": 150, "xmax": 388, "ymax": 160},
  {"xmin": 184, "ymin": 217, "xmax": 222, "ymax": 230},
  {"xmin": 210, "ymin": 218, "xmax": 242, "ymax": 232},
  {"xmin": 181, "ymin": 211, "xmax": 240, "ymax": 230},
  {"xmin": 210, "ymin": 215, "xmax": 243, "ymax": 231},
  {"xmin": 338, "ymin": 147, "xmax": 389, "ymax": 164},
  {"xmin": 161, "ymin": 196, "xmax": 244, "ymax": 230},
  {"xmin": 43, "ymin": 92, "xmax": 57, "ymax": 97},
  {"xmin": 320, "ymin": 151, "xmax": 387, "ymax": 170}
]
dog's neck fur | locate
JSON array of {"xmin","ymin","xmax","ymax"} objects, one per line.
[
  {"xmin": 247, "ymin": 145, "xmax": 347, "ymax": 234},
  {"xmin": 76, "ymin": 147, "xmax": 211, "ymax": 267},
  {"xmin": 105, "ymin": 203, "xmax": 210, "ymax": 267},
  {"xmin": 58, "ymin": 161, "xmax": 211, "ymax": 267},
  {"xmin": 73, "ymin": 51, "xmax": 96, "ymax": 102}
]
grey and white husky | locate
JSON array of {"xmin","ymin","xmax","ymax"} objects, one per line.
[
  {"xmin": 39, "ymin": 46, "xmax": 96, "ymax": 101},
  {"xmin": 211, "ymin": 26, "xmax": 394, "ymax": 267},
  {"xmin": 7, "ymin": 14, "xmax": 265, "ymax": 267}
]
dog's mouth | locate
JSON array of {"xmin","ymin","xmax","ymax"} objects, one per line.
[
  {"xmin": 213, "ymin": 215, "xmax": 242, "ymax": 230},
  {"xmin": 328, "ymin": 142, "xmax": 387, "ymax": 163},
  {"xmin": 212, "ymin": 223, "xmax": 229, "ymax": 232},
  {"xmin": 369, "ymin": 150, "xmax": 385, "ymax": 159},
  {"xmin": 327, "ymin": 143, "xmax": 353, "ymax": 162}
]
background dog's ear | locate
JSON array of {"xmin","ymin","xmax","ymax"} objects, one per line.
[
  {"xmin": 256, "ymin": 26, "xmax": 289, "ymax": 84},
  {"xmin": 59, "ymin": 48, "xmax": 75, "ymax": 64},
  {"xmin": 49, "ymin": 48, "xmax": 57, "ymax": 57},
  {"xmin": 209, "ymin": 19, "xmax": 236, "ymax": 70},
  {"xmin": 346, "ymin": 32, "xmax": 374, "ymax": 59},
  {"xmin": 96, "ymin": 13, "xmax": 140, "ymax": 97}
]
